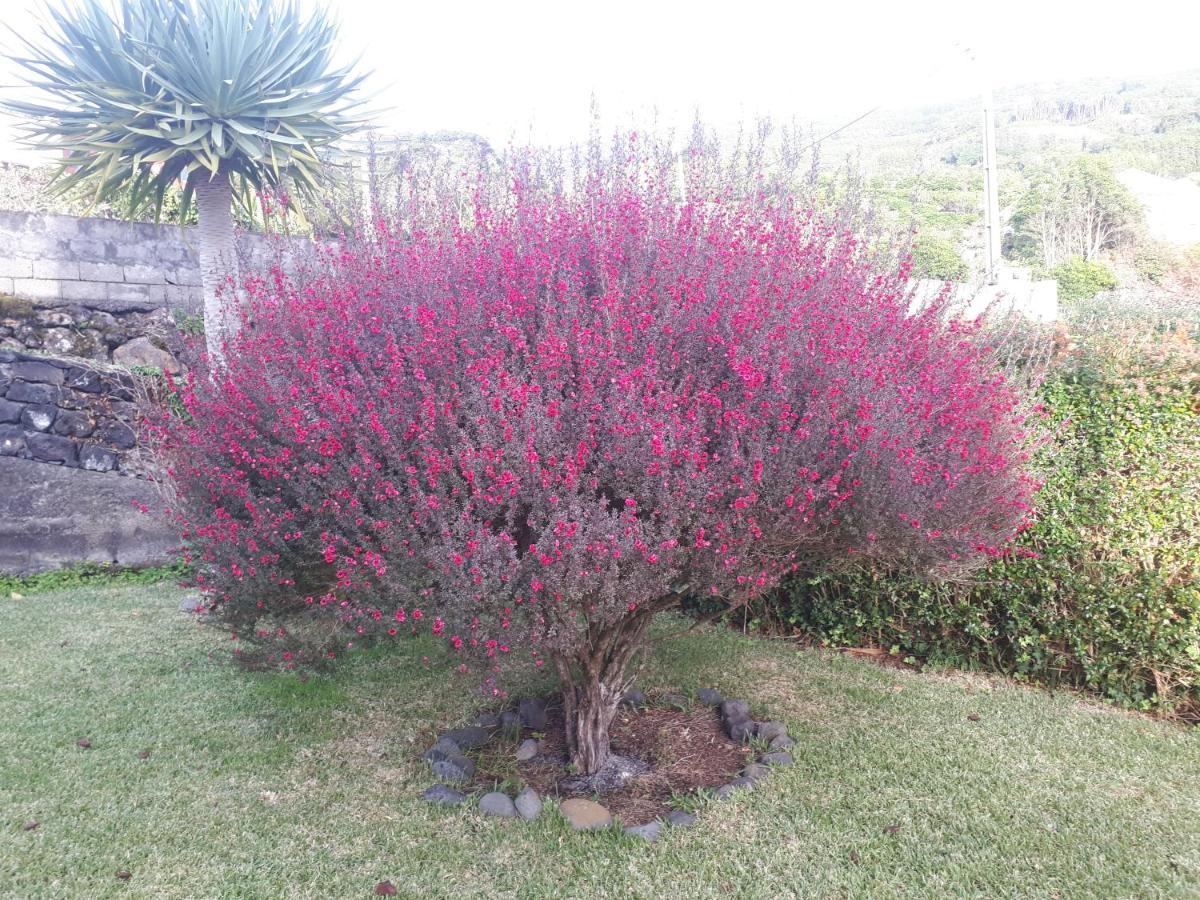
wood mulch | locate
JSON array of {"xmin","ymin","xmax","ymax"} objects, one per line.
[{"xmin": 471, "ymin": 700, "xmax": 753, "ymax": 826}]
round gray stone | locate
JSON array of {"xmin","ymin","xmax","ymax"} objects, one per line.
[
  {"xmin": 720, "ymin": 699, "xmax": 750, "ymax": 720},
  {"xmin": 769, "ymin": 734, "xmax": 796, "ymax": 750},
  {"xmin": 518, "ymin": 697, "xmax": 548, "ymax": 730},
  {"xmin": 624, "ymin": 820, "xmax": 663, "ymax": 842},
  {"xmin": 665, "ymin": 809, "xmax": 697, "ymax": 828},
  {"xmin": 515, "ymin": 738, "xmax": 539, "ymax": 762},
  {"xmin": 755, "ymin": 721, "xmax": 789, "ymax": 743},
  {"xmin": 422, "ymin": 737, "xmax": 462, "ymax": 762},
  {"xmin": 179, "ymin": 594, "xmax": 205, "ymax": 613},
  {"xmin": 472, "ymin": 712, "xmax": 501, "ymax": 729},
  {"xmin": 514, "ymin": 787, "xmax": 543, "ymax": 821},
  {"xmin": 422, "ymin": 784, "xmax": 468, "ymax": 805},
  {"xmin": 479, "ymin": 791, "xmax": 517, "ymax": 818},
  {"xmin": 696, "ymin": 688, "xmax": 724, "ymax": 706},
  {"xmin": 499, "ymin": 710, "xmax": 521, "ymax": 732},
  {"xmin": 431, "ymin": 754, "xmax": 475, "ymax": 783},
  {"xmin": 714, "ymin": 781, "xmax": 747, "ymax": 800},
  {"xmin": 620, "ymin": 689, "xmax": 647, "ymax": 708},
  {"xmin": 728, "ymin": 719, "xmax": 757, "ymax": 742},
  {"xmin": 741, "ymin": 763, "xmax": 771, "ymax": 781},
  {"xmin": 442, "ymin": 726, "xmax": 491, "ymax": 749},
  {"xmin": 759, "ymin": 751, "xmax": 794, "ymax": 767}
]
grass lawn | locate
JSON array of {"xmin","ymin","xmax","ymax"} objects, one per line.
[{"xmin": 2, "ymin": 584, "xmax": 1198, "ymax": 899}]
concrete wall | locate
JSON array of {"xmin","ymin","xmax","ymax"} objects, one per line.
[{"xmin": 0, "ymin": 209, "xmax": 285, "ymax": 314}]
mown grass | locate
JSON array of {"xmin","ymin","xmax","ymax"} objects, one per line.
[{"xmin": 2, "ymin": 584, "xmax": 1198, "ymax": 899}]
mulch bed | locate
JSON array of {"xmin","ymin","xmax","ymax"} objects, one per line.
[{"xmin": 471, "ymin": 701, "xmax": 753, "ymax": 825}]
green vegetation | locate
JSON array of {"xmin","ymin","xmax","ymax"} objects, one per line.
[
  {"xmin": 1008, "ymin": 156, "xmax": 1142, "ymax": 268},
  {"xmin": 0, "ymin": 561, "xmax": 189, "ymax": 597},
  {"xmin": 1051, "ymin": 256, "xmax": 1119, "ymax": 303},
  {"xmin": 910, "ymin": 234, "xmax": 969, "ymax": 280},
  {"xmin": 3, "ymin": 0, "xmax": 366, "ymax": 355},
  {"xmin": 760, "ymin": 314, "xmax": 1200, "ymax": 715},
  {"xmin": 2, "ymin": 583, "xmax": 1198, "ymax": 897}
]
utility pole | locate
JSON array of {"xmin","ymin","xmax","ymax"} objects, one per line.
[{"xmin": 981, "ymin": 81, "xmax": 1002, "ymax": 285}]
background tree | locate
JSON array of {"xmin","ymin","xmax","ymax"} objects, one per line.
[
  {"xmin": 1009, "ymin": 156, "xmax": 1143, "ymax": 268},
  {"xmin": 156, "ymin": 129, "xmax": 1041, "ymax": 780},
  {"xmin": 1, "ymin": 0, "xmax": 366, "ymax": 358}
]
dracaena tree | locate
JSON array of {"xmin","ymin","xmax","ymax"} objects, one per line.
[
  {"xmin": 154, "ymin": 129, "xmax": 1041, "ymax": 780},
  {"xmin": 1, "ymin": 0, "xmax": 365, "ymax": 358}
]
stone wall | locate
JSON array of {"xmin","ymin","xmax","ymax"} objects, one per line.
[
  {"xmin": 0, "ymin": 210, "xmax": 205, "ymax": 313},
  {"xmin": 0, "ymin": 209, "xmax": 292, "ymax": 365},
  {"xmin": 0, "ymin": 209, "xmax": 301, "ymax": 573},
  {"xmin": 0, "ymin": 347, "xmax": 178, "ymax": 574}
]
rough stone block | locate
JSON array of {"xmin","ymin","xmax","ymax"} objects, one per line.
[
  {"xmin": 96, "ymin": 419, "xmax": 136, "ymax": 449},
  {"xmin": 0, "ymin": 455, "xmax": 179, "ymax": 574},
  {"xmin": 33, "ymin": 259, "xmax": 80, "ymax": 280},
  {"xmin": 11, "ymin": 361, "xmax": 66, "ymax": 385},
  {"xmin": 27, "ymin": 432, "xmax": 77, "ymax": 464},
  {"xmin": 78, "ymin": 261, "xmax": 125, "ymax": 282},
  {"xmin": 52, "ymin": 409, "xmax": 95, "ymax": 438},
  {"xmin": 13, "ymin": 278, "xmax": 61, "ymax": 301},
  {"xmin": 64, "ymin": 367, "xmax": 103, "ymax": 393},
  {"xmin": 6, "ymin": 380, "xmax": 58, "ymax": 405},
  {"xmin": 0, "ymin": 424, "xmax": 25, "ymax": 456},
  {"xmin": 78, "ymin": 443, "xmax": 118, "ymax": 472},
  {"xmin": 20, "ymin": 404, "xmax": 57, "ymax": 431},
  {"xmin": 0, "ymin": 256, "xmax": 34, "ymax": 279},
  {"xmin": 164, "ymin": 284, "xmax": 202, "ymax": 311},
  {"xmin": 123, "ymin": 264, "xmax": 166, "ymax": 284},
  {"xmin": 168, "ymin": 266, "xmax": 202, "ymax": 286},
  {"xmin": 106, "ymin": 282, "xmax": 165, "ymax": 309},
  {"xmin": 60, "ymin": 280, "xmax": 109, "ymax": 303},
  {"xmin": 0, "ymin": 399, "xmax": 22, "ymax": 423},
  {"xmin": 18, "ymin": 234, "xmax": 67, "ymax": 259}
]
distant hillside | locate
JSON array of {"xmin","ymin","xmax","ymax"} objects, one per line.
[{"xmin": 814, "ymin": 69, "xmax": 1200, "ymax": 179}]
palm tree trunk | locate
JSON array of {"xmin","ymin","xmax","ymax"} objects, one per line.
[{"xmin": 193, "ymin": 170, "xmax": 238, "ymax": 361}]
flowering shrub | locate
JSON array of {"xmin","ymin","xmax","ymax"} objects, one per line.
[
  {"xmin": 155, "ymin": 130, "xmax": 1040, "ymax": 774},
  {"xmin": 762, "ymin": 309, "xmax": 1200, "ymax": 716}
]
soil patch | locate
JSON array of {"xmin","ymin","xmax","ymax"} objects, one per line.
[{"xmin": 471, "ymin": 700, "xmax": 753, "ymax": 826}]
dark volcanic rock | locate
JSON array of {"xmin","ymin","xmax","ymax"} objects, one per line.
[
  {"xmin": 20, "ymin": 404, "xmax": 56, "ymax": 431},
  {"xmin": 11, "ymin": 361, "xmax": 65, "ymax": 385},
  {"xmin": 442, "ymin": 726, "xmax": 491, "ymax": 749},
  {"xmin": 620, "ymin": 689, "xmax": 647, "ymax": 708},
  {"xmin": 78, "ymin": 444, "xmax": 118, "ymax": 472},
  {"xmin": 479, "ymin": 791, "xmax": 517, "ymax": 818},
  {"xmin": 759, "ymin": 751, "xmax": 794, "ymax": 767},
  {"xmin": 624, "ymin": 820, "xmax": 663, "ymax": 842},
  {"xmin": 27, "ymin": 432, "xmax": 78, "ymax": 465},
  {"xmin": 0, "ymin": 399, "xmax": 22, "ymax": 424},
  {"xmin": 518, "ymin": 696, "xmax": 548, "ymax": 730},
  {"xmin": 6, "ymin": 380, "xmax": 57, "ymax": 405},
  {"xmin": 422, "ymin": 784, "xmax": 467, "ymax": 806},
  {"xmin": 52, "ymin": 410, "xmax": 95, "ymax": 438},
  {"xmin": 720, "ymin": 699, "xmax": 750, "ymax": 720},
  {"xmin": 665, "ymin": 809, "xmax": 697, "ymax": 828},
  {"xmin": 755, "ymin": 721, "xmax": 789, "ymax": 743}
]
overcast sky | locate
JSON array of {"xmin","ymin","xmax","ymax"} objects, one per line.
[{"xmin": 2, "ymin": 0, "xmax": 1199, "ymax": 160}]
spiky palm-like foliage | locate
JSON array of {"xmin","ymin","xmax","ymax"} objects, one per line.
[{"xmin": 2, "ymin": 0, "xmax": 367, "ymax": 357}]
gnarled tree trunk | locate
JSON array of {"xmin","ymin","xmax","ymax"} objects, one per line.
[
  {"xmin": 193, "ymin": 170, "xmax": 238, "ymax": 361},
  {"xmin": 554, "ymin": 608, "xmax": 657, "ymax": 777}
]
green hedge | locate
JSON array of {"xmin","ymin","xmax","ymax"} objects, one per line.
[{"xmin": 761, "ymin": 329, "xmax": 1200, "ymax": 714}]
